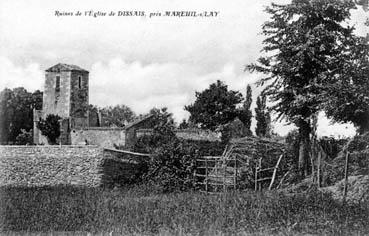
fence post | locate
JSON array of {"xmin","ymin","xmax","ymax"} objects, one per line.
[
  {"xmin": 255, "ymin": 159, "xmax": 258, "ymax": 191},
  {"xmin": 205, "ymin": 158, "xmax": 208, "ymax": 193},
  {"xmin": 269, "ymin": 154, "xmax": 283, "ymax": 190},
  {"xmin": 317, "ymin": 150, "xmax": 321, "ymax": 188},
  {"xmin": 343, "ymin": 152, "xmax": 349, "ymax": 203},
  {"xmin": 234, "ymin": 154, "xmax": 237, "ymax": 190},
  {"xmin": 258, "ymin": 158, "xmax": 262, "ymax": 191},
  {"xmin": 223, "ymin": 159, "xmax": 226, "ymax": 192}
]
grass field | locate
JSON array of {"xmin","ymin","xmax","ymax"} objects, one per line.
[{"xmin": 0, "ymin": 185, "xmax": 368, "ymax": 235}]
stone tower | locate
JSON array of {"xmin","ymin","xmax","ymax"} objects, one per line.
[
  {"xmin": 34, "ymin": 63, "xmax": 89, "ymax": 144},
  {"xmin": 43, "ymin": 63, "xmax": 89, "ymax": 128}
]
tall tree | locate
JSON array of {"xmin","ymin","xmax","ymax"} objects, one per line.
[
  {"xmin": 100, "ymin": 104, "xmax": 136, "ymax": 127},
  {"xmin": 184, "ymin": 80, "xmax": 243, "ymax": 131},
  {"xmin": 0, "ymin": 88, "xmax": 13, "ymax": 143},
  {"xmin": 247, "ymin": 0, "xmax": 359, "ymax": 177},
  {"xmin": 0, "ymin": 87, "xmax": 43, "ymax": 144},
  {"xmin": 238, "ymin": 85, "xmax": 253, "ymax": 136},
  {"xmin": 255, "ymin": 95, "xmax": 271, "ymax": 137}
]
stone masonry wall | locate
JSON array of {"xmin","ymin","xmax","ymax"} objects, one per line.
[
  {"xmin": 0, "ymin": 146, "xmax": 150, "ymax": 188},
  {"xmin": 0, "ymin": 146, "xmax": 104, "ymax": 187},
  {"xmin": 70, "ymin": 71, "xmax": 89, "ymax": 128},
  {"xmin": 70, "ymin": 128, "xmax": 126, "ymax": 148},
  {"xmin": 42, "ymin": 71, "xmax": 71, "ymax": 118}
]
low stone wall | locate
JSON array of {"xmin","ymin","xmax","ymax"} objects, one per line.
[
  {"xmin": 0, "ymin": 146, "xmax": 150, "ymax": 188},
  {"xmin": 70, "ymin": 127, "xmax": 126, "ymax": 148},
  {"xmin": 0, "ymin": 146, "xmax": 104, "ymax": 187}
]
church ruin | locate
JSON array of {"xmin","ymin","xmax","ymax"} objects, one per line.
[{"xmin": 33, "ymin": 63, "xmax": 219, "ymax": 148}]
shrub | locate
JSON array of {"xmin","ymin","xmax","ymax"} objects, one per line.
[
  {"xmin": 15, "ymin": 129, "xmax": 33, "ymax": 145},
  {"xmin": 36, "ymin": 114, "xmax": 61, "ymax": 144},
  {"xmin": 143, "ymin": 139, "xmax": 200, "ymax": 193},
  {"xmin": 132, "ymin": 108, "xmax": 198, "ymax": 192}
]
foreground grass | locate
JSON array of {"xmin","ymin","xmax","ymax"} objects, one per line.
[{"xmin": 0, "ymin": 186, "xmax": 368, "ymax": 235}]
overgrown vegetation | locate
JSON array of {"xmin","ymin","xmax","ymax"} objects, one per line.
[
  {"xmin": 324, "ymin": 133, "xmax": 369, "ymax": 185},
  {"xmin": 132, "ymin": 107, "xmax": 225, "ymax": 193},
  {"xmin": 36, "ymin": 114, "xmax": 61, "ymax": 144},
  {"xmin": 1, "ymin": 186, "xmax": 368, "ymax": 235}
]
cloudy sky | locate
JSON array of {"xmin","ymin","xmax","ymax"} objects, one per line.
[{"xmin": 0, "ymin": 0, "xmax": 367, "ymax": 137}]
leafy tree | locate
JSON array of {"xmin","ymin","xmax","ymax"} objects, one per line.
[
  {"xmin": 0, "ymin": 87, "xmax": 42, "ymax": 144},
  {"xmin": 0, "ymin": 88, "xmax": 13, "ymax": 144},
  {"xmin": 255, "ymin": 95, "xmax": 271, "ymax": 137},
  {"xmin": 31, "ymin": 90, "xmax": 43, "ymax": 110},
  {"xmin": 100, "ymin": 105, "xmax": 136, "ymax": 127},
  {"xmin": 37, "ymin": 114, "xmax": 61, "ymax": 144},
  {"xmin": 324, "ymin": 37, "xmax": 369, "ymax": 134},
  {"xmin": 185, "ymin": 80, "xmax": 243, "ymax": 131},
  {"xmin": 247, "ymin": 0, "xmax": 359, "ymax": 177},
  {"xmin": 238, "ymin": 85, "xmax": 253, "ymax": 136}
]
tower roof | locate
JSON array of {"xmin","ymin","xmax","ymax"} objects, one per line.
[{"xmin": 46, "ymin": 63, "xmax": 89, "ymax": 72}]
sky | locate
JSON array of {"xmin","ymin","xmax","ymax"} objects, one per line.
[{"xmin": 0, "ymin": 0, "xmax": 367, "ymax": 137}]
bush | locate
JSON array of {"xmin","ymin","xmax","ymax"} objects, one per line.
[
  {"xmin": 15, "ymin": 129, "xmax": 33, "ymax": 145},
  {"xmin": 36, "ymin": 114, "xmax": 61, "ymax": 144},
  {"xmin": 132, "ymin": 108, "xmax": 199, "ymax": 192},
  {"xmin": 143, "ymin": 139, "xmax": 200, "ymax": 193},
  {"xmin": 133, "ymin": 129, "xmax": 226, "ymax": 192}
]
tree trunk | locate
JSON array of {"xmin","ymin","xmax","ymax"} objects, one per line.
[{"xmin": 298, "ymin": 120, "xmax": 311, "ymax": 178}]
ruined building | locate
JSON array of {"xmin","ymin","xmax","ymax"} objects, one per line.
[{"xmin": 33, "ymin": 63, "xmax": 219, "ymax": 148}]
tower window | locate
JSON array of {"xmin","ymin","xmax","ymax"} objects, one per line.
[
  {"xmin": 55, "ymin": 76, "xmax": 60, "ymax": 92},
  {"xmin": 78, "ymin": 76, "xmax": 82, "ymax": 89}
]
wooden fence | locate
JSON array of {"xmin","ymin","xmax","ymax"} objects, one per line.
[{"xmin": 194, "ymin": 144, "xmax": 285, "ymax": 193}]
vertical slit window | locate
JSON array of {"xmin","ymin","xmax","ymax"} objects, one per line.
[
  {"xmin": 78, "ymin": 76, "xmax": 82, "ymax": 89},
  {"xmin": 55, "ymin": 76, "xmax": 60, "ymax": 92}
]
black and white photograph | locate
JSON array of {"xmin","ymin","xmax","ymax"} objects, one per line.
[{"xmin": 0, "ymin": 0, "xmax": 368, "ymax": 235}]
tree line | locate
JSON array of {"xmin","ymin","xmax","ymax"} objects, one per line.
[{"xmin": 0, "ymin": 82, "xmax": 270, "ymax": 145}]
